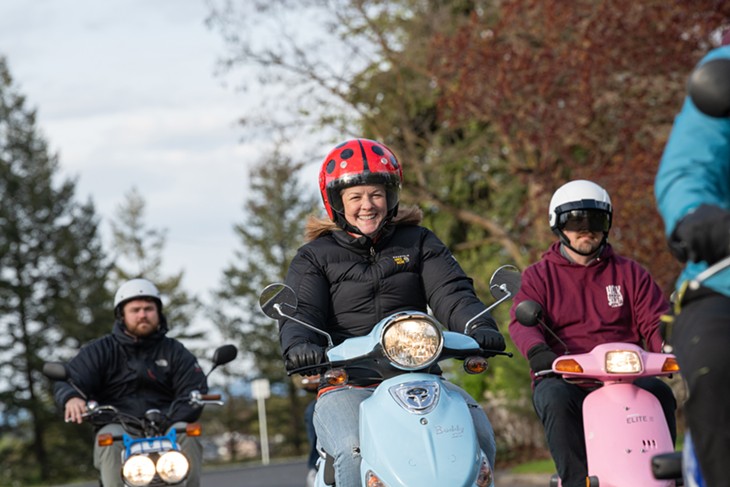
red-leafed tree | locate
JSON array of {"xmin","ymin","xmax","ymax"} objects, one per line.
[
  {"xmin": 428, "ymin": 0, "xmax": 729, "ymax": 292},
  {"xmin": 209, "ymin": 0, "xmax": 730, "ymax": 461}
]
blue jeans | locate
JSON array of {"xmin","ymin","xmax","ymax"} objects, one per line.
[
  {"xmin": 305, "ymin": 398, "xmax": 318, "ymax": 470},
  {"xmin": 93, "ymin": 422, "xmax": 202, "ymax": 487},
  {"xmin": 313, "ymin": 380, "xmax": 497, "ymax": 487}
]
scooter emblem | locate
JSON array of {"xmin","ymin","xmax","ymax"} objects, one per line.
[{"xmin": 389, "ymin": 380, "xmax": 440, "ymax": 414}]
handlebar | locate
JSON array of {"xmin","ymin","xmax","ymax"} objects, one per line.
[
  {"xmin": 77, "ymin": 389, "xmax": 226, "ymax": 423},
  {"xmin": 534, "ymin": 369, "xmax": 554, "ymax": 378},
  {"xmin": 189, "ymin": 390, "xmax": 224, "ymax": 406},
  {"xmin": 286, "ymin": 348, "xmax": 513, "ymax": 377}
]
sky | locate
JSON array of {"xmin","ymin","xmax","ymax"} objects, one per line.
[{"xmin": 0, "ymin": 0, "xmax": 278, "ymax": 317}]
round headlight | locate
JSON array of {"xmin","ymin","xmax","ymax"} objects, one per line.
[
  {"xmin": 122, "ymin": 454, "xmax": 156, "ymax": 486},
  {"xmin": 157, "ymin": 450, "xmax": 190, "ymax": 483},
  {"xmin": 381, "ymin": 314, "xmax": 443, "ymax": 370}
]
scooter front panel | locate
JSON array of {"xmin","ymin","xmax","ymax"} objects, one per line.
[
  {"xmin": 359, "ymin": 374, "xmax": 483, "ymax": 486},
  {"xmin": 583, "ymin": 383, "xmax": 674, "ymax": 486}
]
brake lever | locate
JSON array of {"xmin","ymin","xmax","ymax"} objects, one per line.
[{"xmin": 286, "ymin": 362, "xmax": 330, "ymax": 377}]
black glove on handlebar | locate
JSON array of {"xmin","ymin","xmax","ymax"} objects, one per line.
[
  {"xmin": 469, "ymin": 327, "xmax": 506, "ymax": 353},
  {"xmin": 669, "ymin": 204, "xmax": 730, "ymax": 264},
  {"xmin": 284, "ymin": 342, "xmax": 326, "ymax": 376},
  {"xmin": 527, "ymin": 343, "xmax": 558, "ymax": 374}
]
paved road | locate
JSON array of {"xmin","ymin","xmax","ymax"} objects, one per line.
[{"xmin": 51, "ymin": 459, "xmax": 550, "ymax": 487}]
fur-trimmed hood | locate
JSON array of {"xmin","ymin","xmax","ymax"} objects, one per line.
[{"xmin": 303, "ymin": 205, "xmax": 423, "ymax": 242}]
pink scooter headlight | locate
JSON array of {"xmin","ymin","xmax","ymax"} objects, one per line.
[{"xmin": 605, "ymin": 350, "xmax": 642, "ymax": 374}]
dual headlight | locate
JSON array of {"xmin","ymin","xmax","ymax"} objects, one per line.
[
  {"xmin": 381, "ymin": 313, "xmax": 443, "ymax": 370},
  {"xmin": 122, "ymin": 450, "xmax": 189, "ymax": 486}
]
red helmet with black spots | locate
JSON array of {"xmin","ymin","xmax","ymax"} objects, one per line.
[{"xmin": 319, "ymin": 138, "xmax": 402, "ymax": 231}]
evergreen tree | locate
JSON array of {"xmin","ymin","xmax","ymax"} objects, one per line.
[
  {"xmin": 109, "ymin": 187, "xmax": 202, "ymax": 341},
  {"xmin": 212, "ymin": 145, "xmax": 318, "ymax": 458},
  {"xmin": 0, "ymin": 56, "xmax": 111, "ymax": 483}
]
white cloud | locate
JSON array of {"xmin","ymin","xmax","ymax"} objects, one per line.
[{"xmin": 0, "ymin": 0, "xmax": 256, "ymax": 316}]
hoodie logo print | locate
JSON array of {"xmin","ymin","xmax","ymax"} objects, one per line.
[{"xmin": 606, "ymin": 285, "xmax": 623, "ymax": 308}]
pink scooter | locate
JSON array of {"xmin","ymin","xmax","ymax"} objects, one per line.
[{"xmin": 515, "ymin": 300, "xmax": 680, "ymax": 487}]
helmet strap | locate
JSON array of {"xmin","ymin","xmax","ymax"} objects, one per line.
[{"xmin": 555, "ymin": 229, "xmax": 608, "ymax": 257}]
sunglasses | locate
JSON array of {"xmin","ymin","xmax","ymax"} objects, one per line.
[{"xmin": 559, "ymin": 210, "xmax": 611, "ymax": 232}]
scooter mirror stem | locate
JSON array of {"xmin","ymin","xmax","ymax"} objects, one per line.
[
  {"xmin": 538, "ymin": 320, "xmax": 570, "ymax": 356},
  {"xmin": 464, "ymin": 289, "xmax": 513, "ymax": 335},
  {"xmin": 275, "ymin": 304, "xmax": 334, "ymax": 348}
]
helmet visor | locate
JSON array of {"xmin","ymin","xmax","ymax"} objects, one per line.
[{"xmin": 559, "ymin": 210, "xmax": 610, "ymax": 233}]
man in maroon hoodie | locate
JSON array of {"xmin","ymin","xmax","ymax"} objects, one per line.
[{"xmin": 508, "ymin": 179, "xmax": 677, "ymax": 487}]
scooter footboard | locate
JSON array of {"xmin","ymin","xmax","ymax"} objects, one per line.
[
  {"xmin": 359, "ymin": 374, "xmax": 483, "ymax": 486},
  {"xmin": 583, "ymin": 383, "xmax": 674, "ymax": 486}
]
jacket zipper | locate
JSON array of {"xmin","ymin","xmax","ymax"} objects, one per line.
[{"xmin": 370, "ymin": 246, "xmax": 381, "ymax": 320}]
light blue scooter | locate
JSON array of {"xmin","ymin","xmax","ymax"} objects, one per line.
[{"xmin": 260, "ymin": 265, "xmax": 520, "ymax": 487}]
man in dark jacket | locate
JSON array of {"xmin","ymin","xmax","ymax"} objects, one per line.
[
  {"xmin": 508, "ymin": 180, "xmax": 677, "ymax": 487},
  {"xmin": 279, "ymin": 138, "xmax": 506, "ymax": 487},
  {"xmin": 54, "ymin": 278, "xmax": 207, "ymax": 487}
]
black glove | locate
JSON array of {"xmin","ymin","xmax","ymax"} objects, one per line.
[
  {"xmin": 669, "ymin": 204, "xmax": 730, "ymax": 264},
  {"xmin": 527, "ymin": 343, "xmax": 558, "ymax": 373},
  {"xmin": 284, "ymin": 342, "xmax": 326, "ymax": 375},
  {"xmin": 469, "ymin": 327, "xmax": 506, "ymax": 353}
]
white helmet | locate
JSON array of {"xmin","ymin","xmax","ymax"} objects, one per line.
[
  {"xmin": 549, "ymin": 179, "xmax": 612, "ymax": 230},
  {"xmin": 548, "ymin": 180, "xmax": 612, "ymax": 256},
  {"xmin": 114, "ymin": 278, "xmax": 162, "ymax": 310}
]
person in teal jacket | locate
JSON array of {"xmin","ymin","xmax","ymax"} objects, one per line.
[{"xmin": 655, "ymin": 42, "xmax": 730, "ymax": 487}]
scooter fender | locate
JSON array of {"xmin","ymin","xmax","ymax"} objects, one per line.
[
  {"xmin": 358, "ymin": 373, "xmax": 484, "ymax": 486},
  {"xmin": 583, "ymin": 383, "xmax": 674, "ymax": 486}
]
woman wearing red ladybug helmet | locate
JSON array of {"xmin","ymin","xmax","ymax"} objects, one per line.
[
  {"xmin": 278, "ymin": 138, "xmax": 506, "ymax": 486},
  {"xmin": 318, "ymin": 138, "xmax": 402, "ymax": 238}
]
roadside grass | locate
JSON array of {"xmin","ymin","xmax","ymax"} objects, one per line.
[{"xmin": 510, "ymin": 458, "xmax": 555, "ymax": 474}]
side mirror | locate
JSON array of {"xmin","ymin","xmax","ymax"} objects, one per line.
[
  {"xmin": 514, "ymin": 300, "xmax": 544, "ymax": 327},
  {"xmin": 42, "ymin": 362, "xmax": 68, "ymax": 382},
  {"xmin": 212, "ymin": 344, "xmax": 238, "ymax": 367},
  {"xmin": 489, "ymin": 264, "xmax": 521, "ymax": 300},
  {"xmin": 259, "ymin": 283, "xmax": 298, "ymax": 319},
  {"xmin": 259, "ymin": 282, "xmax": 334, "ymax": 348},
  {"xmin": 464, "ymin": 264, "xmax": 521, "ymax": 335},
  {"xmin": 42, "ymin": 362, "xmax": 89, "ymax": 400},
  {"xmin": 688, "ymin": 58, "xmax": 730, "ymax": 118}
]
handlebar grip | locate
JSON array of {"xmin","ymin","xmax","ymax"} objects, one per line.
[{"xmin": 200, "ymin": 394, "xmax": 221, "ymax": 401}]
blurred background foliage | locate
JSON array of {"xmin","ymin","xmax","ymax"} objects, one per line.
[{"xmin": 0, "ymin": 0, "xmax": 727, "ymax": 483}]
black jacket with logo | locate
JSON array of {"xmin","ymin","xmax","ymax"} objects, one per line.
[
  {"xmin": 280, "ymin": 211, "xmax": 498, "ymax": 364},
  {"xmin": 53, "ymin": 318, "xmax": 207, "ymax": 426}
]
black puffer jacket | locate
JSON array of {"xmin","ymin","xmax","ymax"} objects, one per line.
[
  {"xmin": 54, "ymin": 317, "xmax": 207, "ymax": 426},
  {"xmin": 280, "ymin": 208, "xmax": 498, "ymax": 358}
]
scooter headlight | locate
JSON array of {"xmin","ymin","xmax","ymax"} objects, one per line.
[
  {"xmin": 605, "ymin": 350, "xmax": 642, "ymax": 373},
  {"xmin": 381, "ymin": 313, "xmax": 443, "ymax": 370},
  {"xmin": 157, "ymin": 450, "xmax": 189, "ymax": 483},
  {"xmin": 122, "ymin": 454, "xmax": 156, "ymax": 486}
]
